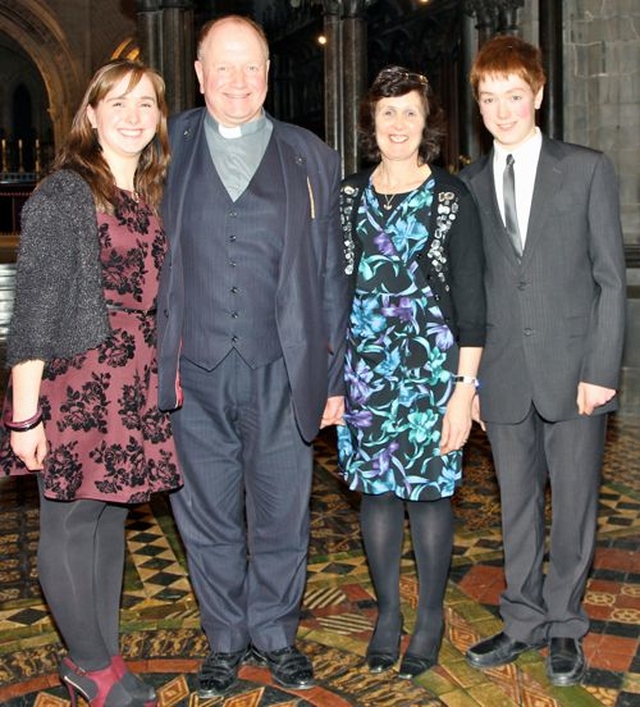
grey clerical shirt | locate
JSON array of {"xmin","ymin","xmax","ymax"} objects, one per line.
[{"xmin": 204, "ymin": 111, "xmax": 274, "ymax": 201}]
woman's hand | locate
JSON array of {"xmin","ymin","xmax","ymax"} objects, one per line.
[
  {"xmin": 440, "ymin": 386, "xmax": 475, "ymax": 455},
  {"xmin": 11, "ymin": 425, "xmax": 47, "ymax": 470}
]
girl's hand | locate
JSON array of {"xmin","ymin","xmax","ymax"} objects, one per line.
[{"xmin": 11, "ymin": 425, "xmax": 47, "ymax": 470}]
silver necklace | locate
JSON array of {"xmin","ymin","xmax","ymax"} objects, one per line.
[{"xmin": 382, "ymin": 193, "xmax": 395, "ymax": 211}]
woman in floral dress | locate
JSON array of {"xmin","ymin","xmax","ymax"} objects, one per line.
[
  {"xmin": 1, "ymin": 60, "xmax": 181, "ymax": 706},
  {"xmin": 338, "ymin": 66, "xmax": 485, "ymax": 680}
]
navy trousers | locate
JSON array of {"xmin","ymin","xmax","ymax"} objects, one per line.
[{"xmin": 170, "ymin": 351, "xmax": 313, "ymax": 653}]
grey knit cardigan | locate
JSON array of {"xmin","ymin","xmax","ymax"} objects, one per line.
[{"xmin": 6, "ymin": 169, "xmax": 110, "ymax": 368}]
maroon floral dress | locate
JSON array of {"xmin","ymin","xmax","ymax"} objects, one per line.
[{"xmin": 1, "ymin": 192, "xmax": 182, "ymax": 504}]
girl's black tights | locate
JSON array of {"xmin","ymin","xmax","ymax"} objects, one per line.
[{"xmin": 37, "ymin": 479, "xmax": 129, "ymax": 670}]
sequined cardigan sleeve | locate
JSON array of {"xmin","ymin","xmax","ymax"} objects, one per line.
[
  {"xmin": 340, "ymin": 165, "xmax": 486, "ymax": 347},
  {"xmin": 6, "ymin": 169, "xmax": 110, "ymax": 367}
]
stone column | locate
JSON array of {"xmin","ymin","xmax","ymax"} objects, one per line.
[
  {"xmin": 459, "ymin": 12, "xmax": 479, "ymax": 164},
  {"xmin": 160, "ymin": 0, "xmax": 195, "ymax": 115},
  {"xmin": 539, "ymin": 0, "xmax": 563, "ymax": 138},
  {"xmin": 497, "ymin": 0, "xmax": 523, "ymax": 35},
  {"xmin": 323, "ymin": 2, "xmax": 342, "ymax": 156},
  {"xmin": 135, "ymin": 0, "xmax": 162, "ymax": 70},
  {"xmin": 341, "ymin": 0, "xmax": 367, "ymax": 174},
  {"xmin": 465, "ymin": 0, "xmax": 500, "ymax": 46},
  {"xmin": 321, "ymin": 0, "xmax": 367, "ymax": 173}
]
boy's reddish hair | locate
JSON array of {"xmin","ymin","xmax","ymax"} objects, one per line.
[{"xmin": 470, "ymin": 34, "xmax": 546, "ymax": 99}]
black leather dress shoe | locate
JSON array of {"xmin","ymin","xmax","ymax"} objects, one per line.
[
  {"xmin": 466, "ymin": 632, "xmax": 543, "ymax": 669},
  {"xmin": 197, "ymin": 649, "xmax": 247, "ymax": 697},
  {"xmin": 547, "ymin": 637, "xmax": 586, "ymax": 687},
  {"xmin": 251, "ymin": 646, "xmax": 315, "ymax": 690}
]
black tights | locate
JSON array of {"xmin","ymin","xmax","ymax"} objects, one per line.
[
  {"xmin": 360, "ymin": 493, "xmax": 453, "ymax": 656},
  {"xmin": 37, "ymin": 479, "xmax": 129, "ymax": 670}
]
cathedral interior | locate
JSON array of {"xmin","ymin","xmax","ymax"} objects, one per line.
[{"xmin": 0, "ymin": 1, "xmax": 638, "ymax": 705}]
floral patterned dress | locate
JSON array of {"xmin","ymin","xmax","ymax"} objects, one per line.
[
  {"xmin": 1, "ymin": 192, "xmax": 182, "ymax": 504},
  {"xmin": 337, "ymin": 177, "xmax": 462, "ymax": 501}
]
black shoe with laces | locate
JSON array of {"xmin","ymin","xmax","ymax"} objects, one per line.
[
  {"xmin": 251, "ymin": 645, "xmax": 315, "ymax": 690},
  {"xmin": 197, "ymin": 649, "xmax": 247, "ymax": 698}
]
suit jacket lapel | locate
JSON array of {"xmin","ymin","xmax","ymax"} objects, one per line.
[
  {"xmin": 164, "ymin": 111, "xmax": 204, "ymax": 244},
  {"xmin": 521, "ymin": 137, "xmax": 564, "ymax": 265},
  {"xmin": 469, "ymin": 154, "xmax": 522, "ymax": 266},
  {"xmin": 272, "ymin": 124, "xmax": 312, "ymax": 283}
]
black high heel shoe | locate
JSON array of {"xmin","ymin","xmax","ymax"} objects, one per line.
[
  {"xmin": 366, "ymin": 615, "xmax": 403, "ymax": 674},
  {"xmin": 398, "ymin": 625, "xmax": 444, "ymax": 680}
]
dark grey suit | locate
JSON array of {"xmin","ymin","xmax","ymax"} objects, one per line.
[
  {"xmin": 461, "ymin": 136, "xmax": 626, "ymax": 643},
  {"xmin": 157, "ymin": 108, "xmax": 349, "ymax": 652}
]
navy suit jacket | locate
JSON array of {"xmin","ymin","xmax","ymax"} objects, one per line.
[
  {"xmin": 157, "ymin": 108, "xmax": 349, "ymax": 442},
  {"xmin": 460, "ymin": 136, "xmax": 626, "ymax": 423}
]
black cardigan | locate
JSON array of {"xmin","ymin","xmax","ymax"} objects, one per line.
[
  {"xmin": 7, "ymin": 170, "xmax": 110, "ymax": 367},
  {"xmin": 340, "ymin": 165, "xmax": 486, "ymax": 347}
]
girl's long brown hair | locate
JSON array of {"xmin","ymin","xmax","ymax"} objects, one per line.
[{"xmin": 52, "ymin": 59, "xmax": 170, "ymax": 213}]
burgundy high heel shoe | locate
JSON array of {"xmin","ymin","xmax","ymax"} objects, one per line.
[
  {"xmin": 111, "ymin": 655, "xmax": 157, "ymax": 706},
  {"xmin": 58, "ymin": 657, "xmax": 138, "ymax": 707}
]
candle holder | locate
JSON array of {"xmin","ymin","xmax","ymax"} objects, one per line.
[
  {"xmin": 35, "ymin": 138, "xmax": 42, "ymax": 174},
  {"xmin": 18, "ymin": 139, "xmax": 24, "ymax": 173}
]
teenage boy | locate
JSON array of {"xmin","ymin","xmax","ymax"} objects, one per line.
[{"xmin": 460, "ymin": 35, "xmax": 626, "ymax": 687}]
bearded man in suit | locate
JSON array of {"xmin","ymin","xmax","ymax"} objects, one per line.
[
  {"xmin": 460, "ymin": 35, "xmax": 626, "ymax": 687},
  {"xmin": 157, "ymin": 14, "xmax": 349, "ymax": 698}
]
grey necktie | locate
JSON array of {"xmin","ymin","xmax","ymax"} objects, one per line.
[{"xmin": 503, "ymin": 153, "xmax": 522, "ymax": 256}]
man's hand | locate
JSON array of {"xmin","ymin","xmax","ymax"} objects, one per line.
[
  {"xmin": 471, "ymin": 393, "xmax": 486, "ymax": 431},
  {"xmin": 321, "ymin": 395, "xmax": 344, "ymax": 428},
  {"xmin": 577, "ymin": 382, "xmax": 616, "ymax": 415}
]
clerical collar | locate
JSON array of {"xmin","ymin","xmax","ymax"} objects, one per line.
[{"xmin": 206, "ymin": 111, "xmax": 268, "ymax": 139}]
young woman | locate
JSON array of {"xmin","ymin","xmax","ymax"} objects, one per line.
[{"xmin": 1, "ymin": 60, "xmax": 181, "ymax": 706}]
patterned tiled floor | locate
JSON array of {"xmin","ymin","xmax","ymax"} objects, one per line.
[{"xmin": 0, "ymin": 414, "xmax": 638, "ymax": 706}]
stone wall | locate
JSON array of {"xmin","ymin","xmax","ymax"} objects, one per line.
[
  {"xmin": 518, "ymin": 0, "xmax": 639, "ymax": 412},
  {"xmin": 562, "ymin": 0, "xmax": 640, "ymax": 413},
  {"xmin": 563, "ymin": 0, "xmax": 639, "ymax": 248}
]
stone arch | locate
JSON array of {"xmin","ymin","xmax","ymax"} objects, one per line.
[{"xmin": 0, "ymin": 0, "xmax": 83, "ymax": 150}]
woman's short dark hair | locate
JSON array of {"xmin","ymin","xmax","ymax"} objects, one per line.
[{"xmin": 359, "ymin": 65, "xmax": 445, "ymax": 165}]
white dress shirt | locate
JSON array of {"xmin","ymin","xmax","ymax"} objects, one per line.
[{"xmin": 492, "ymin": 128, "xmax": 543, "ymax": 247}]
